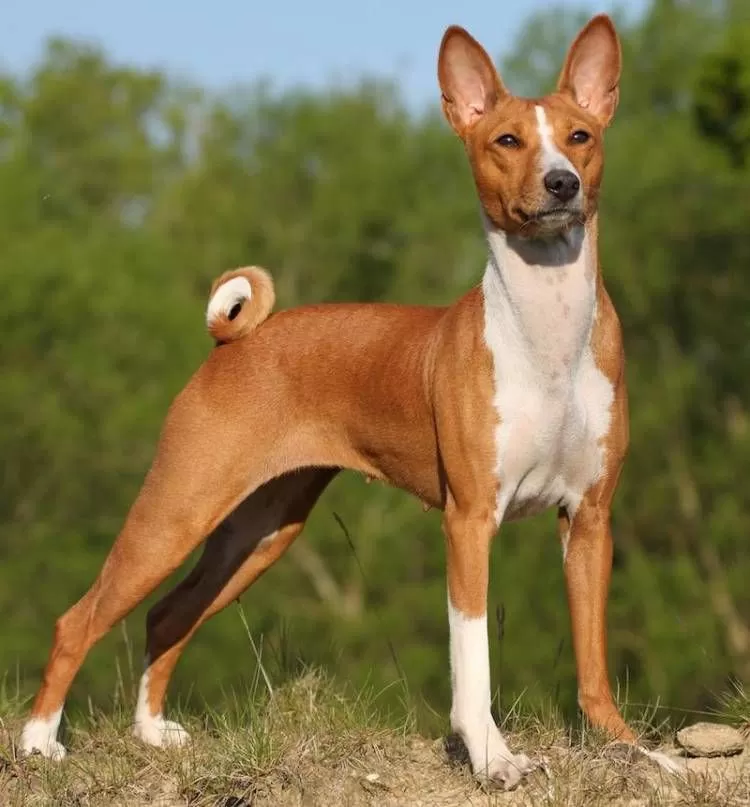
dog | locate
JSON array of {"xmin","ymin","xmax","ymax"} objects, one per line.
[{"xmin": 21, "ymin": 14, "xmax": 674, "ymax": 789}]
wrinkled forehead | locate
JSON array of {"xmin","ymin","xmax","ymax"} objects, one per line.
[
  {"xmin": 479, "ymin": 93, "xmax": 595, "ymax": 139},
  {"xmin": 475, "ymin": 93, "xmax": 598, "ymax": 173},
  {"xmin": 536, "ymin": 95, "xmax": 601, "ymax": 135}
]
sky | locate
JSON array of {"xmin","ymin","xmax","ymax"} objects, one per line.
[{"xmin": 2, "ymin": 0, "xmax": 646, "ymax": 108}]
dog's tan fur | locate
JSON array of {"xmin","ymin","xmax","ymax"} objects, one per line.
[{"xmin": 23, "ymin": 15, "xmax": 642, "ymax": 786}]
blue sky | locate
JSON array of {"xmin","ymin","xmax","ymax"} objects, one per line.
[{"xmin": 2, "ymin": 1, "xmax": 645, "ymax": 107}]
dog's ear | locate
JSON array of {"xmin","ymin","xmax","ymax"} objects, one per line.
[
  {"xmin": 557, "ymin": 14, "xmax": 621, "ymax": 127},
  {"xmin": 438, "ymin": 26, "xmax": 507, "ymax": 137}
]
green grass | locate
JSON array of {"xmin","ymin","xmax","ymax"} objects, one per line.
[
  {"xmin": 714, "ymin": 681, "xmax": 750, "ymax": 733},
  {"xmin": 1, "ymin": 669, "xmax": 748, "ymax": 806}
]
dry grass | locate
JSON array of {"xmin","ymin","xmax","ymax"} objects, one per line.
[{"xmin": 1, "ymin": 671, "xmax": 749, "ymax": 807}]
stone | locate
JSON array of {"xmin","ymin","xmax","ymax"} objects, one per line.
[{"xmin": 675, "ymin": 722, "xmax": 745, "ymax": 758}]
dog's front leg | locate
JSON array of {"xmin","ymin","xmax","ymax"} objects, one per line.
[
  {"xmin": 560, "ymin": 502, "xmax": 635, "ymax": 741},
  {"xmin": 444, "ymin": 504, "xmax": 535, "ymax": 790}
]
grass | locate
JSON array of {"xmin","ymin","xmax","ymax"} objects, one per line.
[
  {"xmin": 715, "ymin": 681, "xmax": 750, "ymax": 734},
  {"xmin": 1, "ymin": 667, "xmax": 749, "ymax": 807},
  {"xmin": 1, "ymin": 585, "xmax": 747, "ymax": 806}
]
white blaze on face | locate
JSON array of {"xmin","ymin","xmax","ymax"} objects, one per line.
[{"xmin": 534, "ymin": 105, "xmax": 580, "ymax": 180}]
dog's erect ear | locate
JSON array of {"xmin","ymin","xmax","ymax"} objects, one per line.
[
  {"xmin": 557, "ymin": 14, "xmax": 621, "ymax": 127},
  {"xmin": 438, "ymin": 26, "xmax": 507, "ymax": 137}
]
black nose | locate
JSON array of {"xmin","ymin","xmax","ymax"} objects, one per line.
[{"xmin": 544, "ymin": 169, "xmax": 580, "ymax": 202}]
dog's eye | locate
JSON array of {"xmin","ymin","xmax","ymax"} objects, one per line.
[
  {"xmin": 495, "ymin": 133, "xmax": 520, "ymax": 148},
  {"xmin": 569, "ymin": 130, "xmax": 591, "ymax": 144}
]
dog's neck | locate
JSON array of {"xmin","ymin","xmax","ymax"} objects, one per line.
[
  {"xmin": 481, "ymin": 216, "xmax": 599, "ymax": 382},
  {"xmin": 482, "ymin": 212, "xmax": 597, "ymax": 283}
]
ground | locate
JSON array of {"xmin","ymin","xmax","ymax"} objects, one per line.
[{"xmin": 1, "ymin": 673, "xmax": 748, "ymax": 806}]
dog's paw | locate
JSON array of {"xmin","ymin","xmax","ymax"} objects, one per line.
[
  {"xmin": 604, "ymin": 742, "xmax": 688, "ymax": 776},
  {"xmin": 476, "ymin": 750, "xmax": 538, "ymax": 790},
  {"xmin": 642, "ymin": 747, "xmax": 687, "ymax": 776},
  {"xmin": 20, "ymin": 717, "xmax": 67, "ymax": 761},
  {"xmin": 21, "ymin": 738, "xmax": 68, "ymax": 761},
  {"xmin": 19, "ymin": 725, "xmax": 68, "ymax": 762},
  {"xmin": 133, "ymin": 716, "xmax": 190, "ymax": 748}
]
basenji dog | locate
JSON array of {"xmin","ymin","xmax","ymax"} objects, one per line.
[{"xmin": 20, "ymin": 15, "xmax": 678, "ymax": 788}]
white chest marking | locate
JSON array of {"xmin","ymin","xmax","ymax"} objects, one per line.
[{"xmin": 481, "ymin": 225, "xmax": 614, "ymax": 525}]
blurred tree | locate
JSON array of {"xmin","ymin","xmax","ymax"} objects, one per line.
[
  {"xmin": 694, "ymin": 22, "xmax": 750, "ymax": 167},
  {"xmin": 0, "ymin": 0, "xmax": 748, "ymax": 734}
]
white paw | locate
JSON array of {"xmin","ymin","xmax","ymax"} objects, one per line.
[
  {"xmin": 133, "ymin": 716, "xmax": 190, "ymax": 748},
  {"xmin": 21, "ymin": 736, "xmax": 67, "ymax": 761},
  {"xmin": 20, "ymin": 715, "xmax": 67, "ymax": 761},
  {"xmin": 475, "ymin": 750, "xmax": 538, "ymax": 790},
  {"xmin": 459, "ymin": 722, "xmax": 537, "ymax": 791},
  {"xmin": 642, "ymin": 747, "xmax": 687, "ymax": 776}
]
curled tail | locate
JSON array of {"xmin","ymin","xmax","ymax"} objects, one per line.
[{"xmin": 205, "ymin": 266, "xmax": 276, "ymax": 343}]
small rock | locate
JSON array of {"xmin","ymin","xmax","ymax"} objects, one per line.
[
  {"xmin": 676, "ymin": 722, "xmax": 745, "ymax": 758},
  {"xmin": 360, "ymin": 773, "xmax": 390, "ymax": 793}
]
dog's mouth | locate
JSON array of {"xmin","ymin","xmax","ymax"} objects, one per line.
[
  {"xmin": 515, "ymin": 205, "xmax": 585, "ymax": 234},
  {"xmin": 520, "ymin": 205, "xmax": 584, "ymax": 222}
]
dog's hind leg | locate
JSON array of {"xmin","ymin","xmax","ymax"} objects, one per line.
[
  {"xmin": 132, "ymin": 468, "xmax": 337, "ymax": 747},
  {"xmin": 20, "ymin": 379, "xmax": 316, "ymax": 760},
  {"xmin": 21, "ymin": 486, "xmax": 252, "ymax": 759}
]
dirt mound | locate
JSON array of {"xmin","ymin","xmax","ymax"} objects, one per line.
[{"xmin": 2, "ymin": 674, "xmax": 748, "ymax": 806}]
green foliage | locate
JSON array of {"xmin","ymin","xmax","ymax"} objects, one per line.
[
  {"xmin": 694, "ymin": 21, "xmax": 750, "ymax": 167},
  {"xmin": 1, "ymin": 0, "xmax": 749, "ymax": 737}
]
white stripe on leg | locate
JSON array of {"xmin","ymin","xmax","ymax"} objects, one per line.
[
  {"xmin": 132, "ymin": 662, "xmax": 190, "ymax": 748},
  {"xmin": 448, "ymin": 601, "xmax": 536, "ymax": 789}
]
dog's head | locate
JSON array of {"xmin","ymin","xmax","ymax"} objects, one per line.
[{"xmin": 438, "ymin": 15, "xmax": 621, "ymax": 238}]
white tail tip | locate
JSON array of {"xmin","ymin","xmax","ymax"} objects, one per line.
[{"xmin": 205, "ymin": 276, "xmax": 252, "ymax": 328}]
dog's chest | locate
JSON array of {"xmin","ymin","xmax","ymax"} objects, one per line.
[{"xmin": 481, "ymin": 262, "xmax": 613, "ymax": 523}]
